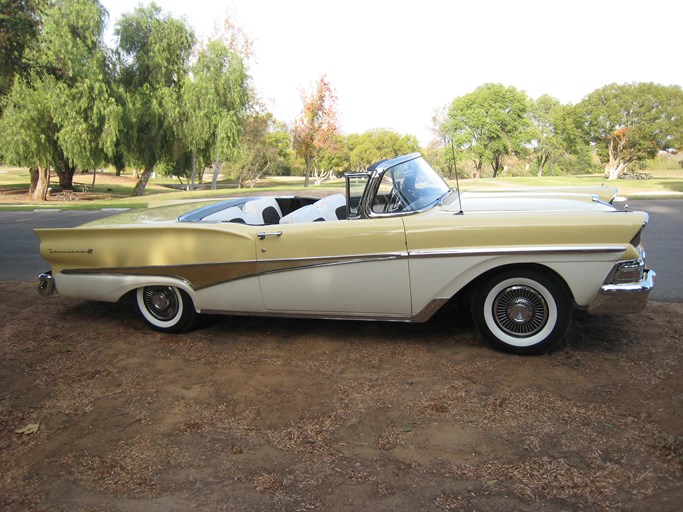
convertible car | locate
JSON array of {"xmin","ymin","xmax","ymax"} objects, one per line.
[{"xmin": 36, "ymin": 153, "xmax": 655, "ymax": 354}]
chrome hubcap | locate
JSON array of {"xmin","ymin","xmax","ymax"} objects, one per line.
[
  {"xmin": 493, "ymin": 285, "xmax": 548, "ymax": 337},
  {"xmin": 143, "ymin": 286, "xmax": 179, "ymax": 321}
]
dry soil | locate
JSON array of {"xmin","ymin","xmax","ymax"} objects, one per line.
[{"xmin": 1, "ymin": 281, "xmax": 681, "ymax": 511}]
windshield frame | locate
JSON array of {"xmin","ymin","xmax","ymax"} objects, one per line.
[{"xmin": 357, "ymin": 153, "xmax": 451, "ymax": 219}]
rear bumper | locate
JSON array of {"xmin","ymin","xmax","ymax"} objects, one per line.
[
  {"xmin": 587, "ymin": 269, "xmax": 656, "ymax": 315},
  {"xmin": 38, "ymin": 271, "xmax": 55, "ymax": 296}
]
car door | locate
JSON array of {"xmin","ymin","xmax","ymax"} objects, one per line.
[{"xmin": 256, "ymin": 218, "xmax": 411, "ymax": 317}]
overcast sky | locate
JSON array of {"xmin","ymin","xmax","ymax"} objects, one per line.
[{"xmin": 100, "ymin": 0, "xmax": 683, "ymax": 145}]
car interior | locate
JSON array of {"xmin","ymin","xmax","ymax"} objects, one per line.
[{"xmin": 201, "ymin": 194, "xmax": 348, "ymax": 225}]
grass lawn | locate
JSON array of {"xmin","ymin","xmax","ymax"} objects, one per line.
[
  {"xmin": 453, "ymin": 170, "xmax": 683, "ymax": 197},
  {"xmin": 1, "ymin": 166, "xmax": 682, "ymax": 211}
]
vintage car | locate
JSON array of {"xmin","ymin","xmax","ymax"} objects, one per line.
[{"xmin": 36, "ymin": 153, "xmax": 655, "ymax": 354}]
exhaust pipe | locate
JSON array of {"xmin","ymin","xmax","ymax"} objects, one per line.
[{"xmin": 38, "ymin": 271, "xmax": 55, "ymax": 296}]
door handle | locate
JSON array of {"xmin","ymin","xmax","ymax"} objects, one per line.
[{"xmin": 257, "ymin": 231, "xmax": 283, "ymax": 240}]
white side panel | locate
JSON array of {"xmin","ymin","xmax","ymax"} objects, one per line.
[
  {"xmin": 54, "ymin": 273, "xmax": 197, "ymax": 304},
  {"xmin": 408, "ymin": 255, "xmax": 618, "ymax": 313},
  {"xmin": 53, "ymin": 273, "xmax": 265, "ymax": 314},
  {"xmin": 194, "ymin": 276, "xmax": 264, "ymax": 312},
  {"xmin": 259, "ymin": 260, "xmax": 411, "ymax": 315}
]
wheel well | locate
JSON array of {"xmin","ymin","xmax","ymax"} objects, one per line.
[{"xmin": 450, "ymin": 263, "xmax": 574, "ymax": 307}]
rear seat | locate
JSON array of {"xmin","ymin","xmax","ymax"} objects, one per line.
[
  {"xmin": 202, "ymin": 206, "xmax": 248, "ymax": 223},
  {"xmin": 202, "ymin": 197, "xmax": 282, "ymax": 224},
  {"xmin": 243, "ymin": 197, "xmax": 283, "ymax": 224},
  {"xmin": 279, "ymin": 194, "xmax": 346, "ymax": 224}
]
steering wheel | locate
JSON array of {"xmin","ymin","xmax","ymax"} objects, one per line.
[{"xmin": 385, "ymin": 183, "xmax": 405, "ymax": 212}]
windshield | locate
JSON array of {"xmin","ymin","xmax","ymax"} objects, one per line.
[{"xmin": 371, "ymin": 156, "xmax": 451, "ymax": 214}]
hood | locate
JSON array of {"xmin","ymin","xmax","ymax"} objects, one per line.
[{"xmin": 447, "ymin": 186, "xmax": 620, "ymax": 214}]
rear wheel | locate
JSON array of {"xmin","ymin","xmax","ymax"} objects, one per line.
[
  {"xmin": 471, "ymin": 270, "xmax": 572, "ymax": 354},
  {"xmin": 136, "ymin": 286, "xmax": 195, "ymax": 333}
]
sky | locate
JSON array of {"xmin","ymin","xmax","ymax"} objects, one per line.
[{"xmin": 100, "ymin": 0, "xmax": 683, "ymax": 145}]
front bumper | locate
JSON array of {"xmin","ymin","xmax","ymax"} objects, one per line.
[
  {"xmin": 38, "ymin": 271, "xmax": 55, "ymax": 296},
  {"xmin": 587, "ymin": 269, "xmax": 656, "ymax": 315}
]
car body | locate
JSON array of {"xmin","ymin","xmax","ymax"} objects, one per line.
[{"xmin": 36, "ymin": 153, "xmax": 655, "ymax": 354}]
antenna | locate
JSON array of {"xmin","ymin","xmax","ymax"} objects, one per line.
[{"xmin": 450, "ymin": 138, "xmax": 464, "ymax": 215}]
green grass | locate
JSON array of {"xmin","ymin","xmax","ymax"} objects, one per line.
[
  {"xmin": 453, "ymin": 170, "xmax": 683, "ymax": 197},
  {"xmin": 1, "ymin": 166, "xmax": 682, "ymax": 211}
]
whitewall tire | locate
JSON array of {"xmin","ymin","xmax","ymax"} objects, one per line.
[
  {"xmin": 136, "ymin": 286, "xmax": 196, "ymax": 333},
  {"xmin": 471, "ymin": 270, "xmax": 572, "ymax": 354}
]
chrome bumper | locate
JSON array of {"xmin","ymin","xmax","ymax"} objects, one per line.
[
  {"xmin": 38, "ymin": 271, "xmax": 55, "ymax": 296},
  {"xmin": 587, "ymin": 269, "xmax": 656, "ymax": 315}
]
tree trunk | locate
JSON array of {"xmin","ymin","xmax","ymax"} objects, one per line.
[
  {"xmin": 212, "ymin": 158, "xmax": 221, "ymax": 190},
  {"xmin": 474, "ymin": 160, "xmax": 482, "ymax": 179},
  {"xmin": 537, "ymin": 153, "xmax": 549, "ymax": 177},
  {"xmin": 607, "ymin": 162, "xmax": 627, "ymax": 180},
  {"xmin": 91, "ymin": 167, "xmax": 97, "ymax": 191},
  {"xmin": 304, "ymin": 155, "xmax": 312, "ymax": 187},
  {"xmin": 212, "ymin": 134, "xmax": 221, "ymax": 190},
  {"xmin": 190, "ymin": 153, "xmax": 197, "ymax": 191},
  {"xmin": 606, "ymin": 137, "xmax": 624, "ymax": 180},
  {"xmin": 29, "ymin": 167, "xmax": 39, "ymax": 194},
  {"xmin": 33, "ymin": 166, "xmax": 50, "ymax": 201},
  {"xmin": 133, "ymin": 165, "xmax": 154, "ymax": 196},
  {"xmin": 55, "ymin": 164, "xmax": 76, "ymax": 190}
]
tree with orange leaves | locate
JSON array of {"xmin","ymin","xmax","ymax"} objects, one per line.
[
  {"xmin": 292, "ymin": 76, "xmax": 339, "ymax": 187},
  {"xmin": 576, "ymin": 83, "xmax": 683, "ymax": 179}
]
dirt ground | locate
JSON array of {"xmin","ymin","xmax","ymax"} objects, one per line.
[{"xmin": 1, "ymin": 281, "xmax": 681, "ymax": 511}]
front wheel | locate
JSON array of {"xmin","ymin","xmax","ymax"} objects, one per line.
[
  {"xmin": 136, "ymin": 286, "xmax": 196, "ymax": 333},
  {"xmin": 471, "ymin": 270, "xmax": 572, "ymax": 354}
]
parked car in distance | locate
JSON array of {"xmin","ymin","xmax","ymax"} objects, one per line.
[{"xmin": 36, "ymin": 153, "xmax": 655, "ymax": 354}]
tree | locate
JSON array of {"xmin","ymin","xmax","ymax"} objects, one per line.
[
  {"xmin": 428, "ymin": 106, "xmax": 459, "ymax": 179},
  {"xmin": 577, "ymin": 83, "xmax": 683, "ymax": 179},
  {"xmin": 231, "ymin": 112, "xmax": 292, "ymax": 188},
  {"xmin": 527, "ymin": 95, "xmax": 571, "ymax": 176},
  {"xmin": 180, "ymin": 39, "xmax": 248, "ymax": 190},
  {"xmin": 0, "ymin": 0, "xmax": 118, "ymax": 198},
  {"xmin": 0, "ymin": 78, "xmax": 54, "ymax": 199},
  {"xmin": 292, "ymin": 75, "xmax": 339, "ymax": 187},
  {"xmin": 446, "ymin": 83, "xmax": 531, "ymax": 178},
  {"xmin": 115, "ymin": 3, "xmax": 194, "ymax": 196},
  {"xmin": 0, "ymin": 0, "xmax": 46, "ymax": 102},
  {"xmin": 347, "ymin": 129, "xmax": 419, "ymax": 171},
  {"xmin": 314, "ymin": 133, "xmax": 348, "ymax": 184}
]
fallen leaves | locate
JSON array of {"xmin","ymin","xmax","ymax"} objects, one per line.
[{"xmin": 14, "ymin": 422, "xmax": 40, "ymax": 435}]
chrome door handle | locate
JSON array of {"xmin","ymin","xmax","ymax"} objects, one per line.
[{"xmin": 257, "ymin": 231, "xmax": 283, "ymax": 240}]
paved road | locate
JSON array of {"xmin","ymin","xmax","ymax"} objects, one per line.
[
  {"xmin": 0, "ymin": 200, "xmax": 680, "ymax": 300},
  {"xmin": 631, "ymin": 200, "xmax": 682, "ymax": 302},
  {"xmin": 0, "ymin": 210, "xmax": 119, "ymax": 282}
]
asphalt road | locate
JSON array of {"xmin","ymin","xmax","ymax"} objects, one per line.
[{"xmin": 0, "ymin": 200, "xmax": 680, "ymax": 300}]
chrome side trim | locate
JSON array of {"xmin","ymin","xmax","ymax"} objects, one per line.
[
  {"xmin": 204, "ymin": 297, "xmax": 451, "ymax": 323},
  {"xmin": 257, "ymin": 252, "xmax": 408, "ymax": 279},
  {"xmin": 202, "ymin": 309, "xmax": 414, "ymax": 323},
  {"xmin": 60, "ymin": 253, "xmax": 410, "ymax": 290},
  {"xmin": 408, "ymin": 245, "xmax": 627, "ymax": 258},
  {"xmin": 411, "ymin": 298, "xmax": 450, "ymax": 322}
]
